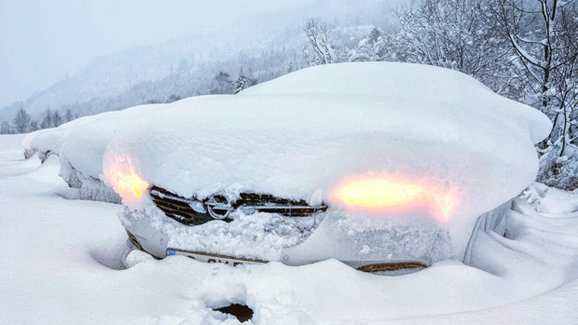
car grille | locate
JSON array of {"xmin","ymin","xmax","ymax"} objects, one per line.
[
  {"xmin": 149, "ymin": 186, "xmax": 214, "ymax": 225},
  {"xmin": 149, "ymin": 185, "xmax": 328, "ymax": 225}
]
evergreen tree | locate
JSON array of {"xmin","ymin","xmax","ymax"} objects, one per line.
[
  {"xmin": 0, "ymin": 121, "xmax": 11, "ymax": 134},
  {"xmin": 40, "ymin": 109, "xmax": 53, "ymax": 129},
  {"xmin": 234, "ymin": 71, "xmax": 247, "ymax": 94},
  {"xmin": 52, "ymin": 111, "xmax": 63, "ymax": 127},
  {"xmin": 13, "ymin": 108, "xmax": 31, "ymax": 133},
  {"xmin": 65, "ymin": 109, "xmax": 74, "ymax": 122},
  {"xmin": 166, "ymin": 94, "xmax": 182, "ymax": 103},
  {"xmin": 349, "ymin": 27, "xmax": 386, "ymax": 62},
  {"xmin": 29, "ymin": 120, "xmax": 39, "ymax": 132},
  {"xmin": 234, "ymin": 67, "xmax": 258, "ymax": 94},
  {"xmin": 210, "ymin": 72, "xmax": 235, "ymax": 94}
]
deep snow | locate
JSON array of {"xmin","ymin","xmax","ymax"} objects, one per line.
[{"xmin": 1, "ymin": 134, "xmax": 577, "ymax": 324}]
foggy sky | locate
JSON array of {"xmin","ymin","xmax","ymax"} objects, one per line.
[{"xmin": 0, "ymin": 0, "xmax": 403, "ymax": 107}]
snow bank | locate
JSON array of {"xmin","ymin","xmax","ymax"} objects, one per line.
[
  {"xmin": 0, "ymin": 134, "xmax": 25, "ymax": 159},
  {"xmin": 104, "ymin": 62, "xmax": 550, "ymax": 258},
  {"xmin": 466, "ymin": 195, "xmax": 578, "ymax": 295},
  {"xmin": 523, "ymin": 182, "xmax": 578, "ymax": 217}
]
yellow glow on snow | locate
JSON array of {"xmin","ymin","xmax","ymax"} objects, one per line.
[{"xmin": 333, "ymin": 175, "xmax": 457, "ymax": 223}]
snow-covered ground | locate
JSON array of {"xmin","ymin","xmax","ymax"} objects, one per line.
[{"xmin": 0, "ymin": 134, "xmax": 577, "ymax": 324}]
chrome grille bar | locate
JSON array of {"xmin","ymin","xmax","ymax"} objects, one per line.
[{"xmin": 149, "ymin": 185, "xmax": 328, "ymax": 225}]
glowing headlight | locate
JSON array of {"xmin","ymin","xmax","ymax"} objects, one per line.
[
  {"xmin": 115, "ymin": 173, "xmax": 149, "ymax": 200},
  {"xmin": 104, "ymin": 156, "xmax": 149, "ymax": 203},
  {"xmin": 335, "ymin": 178, "xmax": 424, "ymax": 209},
  {"xmin": 332, "ymin": 174, "xmax": 457, "ymax": 223}
]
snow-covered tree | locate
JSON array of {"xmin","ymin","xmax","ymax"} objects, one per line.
[
  {"xmin": 29, "ymin": 120, "xmax": 39, "ymax": 132},
  {"xmin": 40, "ymin": 110, "xmax": 53, "ymax": 129},
  {"xmin": 385, "ymin": 0, "xmax": 513, "ymax": 93},
  {"xmin": 234, "ymin": 75, "xmax": 247, "ymax": 94},
  {"xmin": 234, "ymin": 67, "xmax": 258, "ymax": 94},
  {"xmin": 13, "ymin": 108, "xmax": 31, "ymax": 133},
  {"xmin": 210, "ymin": 72, "xmax": 235, "ymax": 94},
  {"xmin": 303, "ymin": 18, "xmax": 336, "ymax": 66},
  {"xmin": 65, "ymin": 109, "xmax": 74, "ymax": 122},
  {"xmin": 349, "ymin": 27, "xmax": 387, "ymax": 62},
  {"xmin": 0, "ymin": 121, "xmax": 11, "ymax": 134},
  {"xmin": 52, "ymin": 111, "xmax": 63, "ymax": 127},
  {"xmin": 485, "ymin": 0, "xmax": 578, "ymax": 189},
  {"xmin": 488, "ymin": 0, "xmax": 578, "ymax": 154},
  {"xmin": 166, "ymin": 94, "xmax": 181, "ymax": 103}
]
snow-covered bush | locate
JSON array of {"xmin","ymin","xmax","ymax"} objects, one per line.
[{"xmin": 538, "ymin": 145, "xmax": 578, "ymax": 191}]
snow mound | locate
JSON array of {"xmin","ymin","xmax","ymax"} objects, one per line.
[
  {"xmin": 523, "ymin": 182, "xmax": 578, "ymax": 217},
  {"xmin": 466, "ymin": 196, "xmax": 578, "ymax": 291},
  {"xmin": 104, "ymin": 62, "xmax": 551, "ymax": 257}
]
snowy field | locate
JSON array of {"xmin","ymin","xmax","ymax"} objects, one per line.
[{"xmin": 1, "ymin": 133, "xmax": 578, "ymax": 324}]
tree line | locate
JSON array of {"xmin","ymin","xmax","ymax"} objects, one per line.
[{"xmin": 0, "ymin": 108, "xmax": 78, "ymax": 134}]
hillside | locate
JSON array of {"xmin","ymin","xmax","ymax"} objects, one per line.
[{"xmin": 0, "ymin": 0, "xmax": 396, "ymax": 124}]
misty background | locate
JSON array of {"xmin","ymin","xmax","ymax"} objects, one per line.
[{"xmin": 0, "ymin": 0, "xmax": 400, "ymax": 108}]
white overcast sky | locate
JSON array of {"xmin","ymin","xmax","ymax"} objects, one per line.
[{"xmin": 0, "ymin": 0, "xmax": 401, "ymax": 107}]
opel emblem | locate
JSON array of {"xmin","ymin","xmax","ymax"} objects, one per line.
[{"xmin": 206, "ymin": 194, "xmax": 233, "ymax": 220}]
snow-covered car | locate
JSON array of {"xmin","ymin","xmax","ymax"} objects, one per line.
[
  {"xmin": 20, "ymin": 104, "xmax": 167, "ymax": 204},
  {"xmin": 103, "ymin": 62, "xmax": 550, "ymax": 272},
  {"xmin": 22, "ymin": 114, "xmax": 104, "ymax": 162},
  {"xmin": 58, "ymin": 104, "xmax": 164, "ymax": 203}
]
